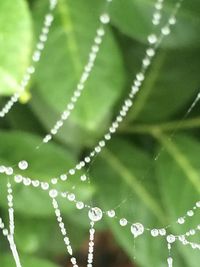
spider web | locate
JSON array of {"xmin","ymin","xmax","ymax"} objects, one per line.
[{"xmin": 0, "ymin": 0, "xmax": 200, "ymax": 267}]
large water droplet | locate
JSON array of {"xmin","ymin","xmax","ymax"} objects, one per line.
[
  {"xmin": 88, "ymin": 207, "xmax": 103, "ymax": 222},
  {"xmin": 131, "ymin": 223, "xmax": 144, "ymax": 238},
  {"xmin": 100, "ymin": 13, "xmax": 110, "ymax": 24},
  {"xmin": 18, "ymin": 160, "xmax": 28, "ymax": 170}
]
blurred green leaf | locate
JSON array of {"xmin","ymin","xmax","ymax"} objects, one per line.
[
  {"xmin": 111, "ymin": 0, "xmax": 200, "ymax": 48},
  {"xmin": 91, "ymin": 137, "xmax": 173, "ymax": 266},
  {"xmin": 126, "ymin": 48, "xmax": 200, "ymax": 122},
  {"xmin": 0, "ymin": 254, "xmax": 59, "ymax": 267},
  {"xmin": 0, "ymin": 0, "xmax": 32, "ymax": 95},
  {"xmin": 155, "ymin": 133, "xmax": 200, "ymax": 267},
  {"xmin": 92, "ymin": 138, "xmax": 164, "ymax": 222},
  {"xmin": 12, "ymin": 215, "xmax": 88, "ymax": 256}
]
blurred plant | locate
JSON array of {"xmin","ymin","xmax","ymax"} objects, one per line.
[{"xmin": 0, "ymin": 0, "xmax": 200, "ymax": 267}]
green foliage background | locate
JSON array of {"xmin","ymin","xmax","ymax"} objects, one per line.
[{"xmin": 0, "ymin": 0, "xmax": 200, "ymax": 266}]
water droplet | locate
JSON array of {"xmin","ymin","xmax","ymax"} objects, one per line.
[
  {"xmin": 14, "ymin": 175, "xmax": 23, "ymax": 183},
  {"xmin": 5, "ymin": 167, "xmax": 13, "ymax": 175},
  {"xmin": 76, "ymin": 201, "xmax": 84, "ymax": 209},
  {"xmin": 49, "ymin": 189, "xmax": 58, "ymax": 198},
  {"xmin": 88, "ymin": 207, "xmax": 103, "ymax": 222},
  {"xmin": 169, "ymin": 16, "xmax": 176, "ymax": 25},
  {"xmin": 159, "ymin": 228, "xmax": 166, "ymax": 236},
  {"xmin": 136, "ymin": 72, "xmax": 144, "ymax": 81},
  {"xmin": 162, "ymin": 26, "xmax": 170, "ymax": 36},
  {"xmin": 18, "ymin": 160, "xmax": 28, "ymax": 170},
  {"xmin": 67, "ymin": 193, "xmax": 75, "ymax": 201},
  {"xmin": 100, "ymin": 13, "xmax": 110, "ymax": 24},
  {"xmin": 81, "ymin": 174, "xmax": 87, "ymax": 181},
  {"xmin": 167, "ymin": 257, "xmax": 173, "ymax": 267},
  {"xmin": 41, "ymin": 182, "xmax": 49, "ymax": 190},
  {"xmin": 131, "ymin": 223, "xmax": 144, "ymax": 238},
  {"xmin": 0, "ymin": 166, "xmax": 5, "ymax": 173},
  {"xmin": 187, "ymin": 210, "xmax": 194, "ymax": 217},
  {"xmin": 107, "ymin": 210, "xmax": 115, "ymax": 218},
  {"xmin": 167, "ymin": 234, "xmax": 176, "ymax": 244},
  {"xmin": 146, "ymin": 48, "xmax": 155, "ymax": 57},
  {"xmin": 196, "ymin": 201, "xmax": 200, "ymax": 208},
  {"xmin": 60, "ymin": 174, "xmax": 67, "ymax": 181},
  {"xmin": 147, "ymin": 34, "xmax": 157, "ymax": 44},
  {"xmin": 151, "ymin": 229, "xmax": 159, "ymax": 237},
  {"xmin": 190, "ymin": 229, "xmax": 196, "ymax": 235},
  {"xmin": 51, "ymin": 178, "xmax": 58, "ymax": 184},
  {"xmin": 177, "ymin": 217, "xmax": 185, "ymax": 224},
  {"xmin": 32, "ymin": 180, "xmax": 40, "ymax": 187},
  {"xmin": 119, "ymin": 218, "xmax": 128, "ymax": 226}
]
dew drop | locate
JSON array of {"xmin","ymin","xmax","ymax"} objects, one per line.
[
  {"xmin": 119, "ymin": 218, "xmax": 128, "ymax": 226},
  {"xmin": 88, "ymin": 207, "xmax": 103, "ymax": 222},
  {"xmin": 107, "ymin": 210, "xmax": 115, "ymax": 218},
  {"xmin": 100, "ymin": 13, "xmax": 110, "ymax": 24},
  {"xmin": 131, "ymin": 223, "xmax": 144, "ymax": 238},
  {"xmin": 147, "ymin": 34, "xmax": 157, "ymax": 44},
  {"xmin": 18, "ymin": 160, "xmax": 28, "ymax": 170}
]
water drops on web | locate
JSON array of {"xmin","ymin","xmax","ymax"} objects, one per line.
[
  {"xmin": 152, "ymin": 0, "xmax": 165, "ymax": 26},
  {"xmin": 107, "ymin": 209, "xmax": 116, "ymax": 218},
  {"xmin": 100, "ymin": 13, "xmax": 110, "ymax": 24},
  {"xmin": 18, "ymin": 160, "xmax": 28, "ymax": 170},
  {"xmin": 131, "ymin": 223, "xmax": 144, "ymax": 238},
  {"xmin": 41, "ymin": 3, "xmax": 113, "ymax": 147},
  {"xmin": 119, "ymin": 218, "xmax": 128, "ymax": 227}
]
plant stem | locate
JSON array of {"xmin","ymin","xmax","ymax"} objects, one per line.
[{"xmin": 121, "ymin": 117, "xmax": 200, "ymax": 135}]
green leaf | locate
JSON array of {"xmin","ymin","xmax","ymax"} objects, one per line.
[
  {"xmin": 155, "ymin": 133, "xmax": 200, "ymax": 267},
  {"xmin": 0, "ymin": 0, "xmax": 32, "ymax": 95},
  {"xmin": 8, "ymin": 215, "xmax": 88, "ymax": 256},
  {"xmin": 13, "ymin": 216, "xmax": 63, "ymax": 255},
  {"xmin": 126, "ymin": 48, "xmax": 200, "ymax": 122},
  {"xmin": 90, "ymin": 137, "xmax": 183, "ymax": 266},
  {"xmin": 0, "ymin": 131, "xmax": 94, "ymax": 217},
  {"xmin": 0, "ymin": 254, "xmax": 59, "ymax": 267},
  {"xmin": 110, "ymin": 0, "xmax": 200, "ymax": 48},
  {"xmin": 93, "ymin": 138, "xmax": 166, "ymax": 222},
  {"xmin": 32, "ymin": 0, "xmax": 125, "ymax": 133}
]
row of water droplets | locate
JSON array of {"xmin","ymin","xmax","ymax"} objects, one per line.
[
  {"xmin": 3, "ymin": 163, "xmax": 200, "ymax": 267},
  {"xmin": 0, "ymin": 183, "xmax": 22, "ymax": 267},
  {"xmin": 40, "ymin": 0, "xmax": 113, "ymax": 146}
]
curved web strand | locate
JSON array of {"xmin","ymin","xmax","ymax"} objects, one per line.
[{"xmin": 37, "ymin": 0, "xmax": 114, "ymax": 147}]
